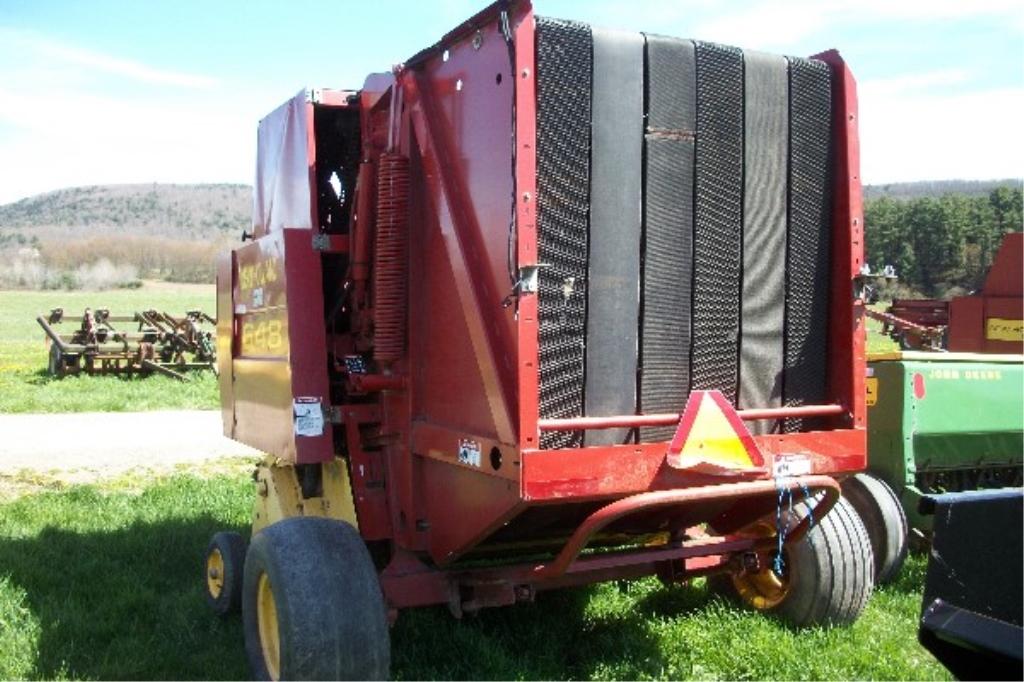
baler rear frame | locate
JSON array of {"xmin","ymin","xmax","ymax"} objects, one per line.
[{"xmin": 209, "ymin": 2, "xmax": 875, "ymax": 677}]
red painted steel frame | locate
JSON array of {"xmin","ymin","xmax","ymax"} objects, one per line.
[
  {"xmin": 223, "ymin": 0, "xmax": 869, "ymax": 614},
  {"xmin": 367, "ymin": 3, "xmax": 866, "ymax": 581}
]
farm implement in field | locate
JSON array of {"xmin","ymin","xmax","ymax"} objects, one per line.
[
  {"xmin": 37, "ymin": 307, "xmax": 216, "ymax": 380},
  {"xmin": 201, "ymin": 1, "xmax": 883, "ymax": 678},
  {"xmin": 865, "ymin": 232, "xmax": 1023, "ymax": 352}
]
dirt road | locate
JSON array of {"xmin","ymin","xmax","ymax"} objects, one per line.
[{"xmin": 0, "ymin": 409, "xmax": 261, "ymax": 486}]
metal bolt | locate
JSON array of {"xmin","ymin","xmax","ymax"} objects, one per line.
[
  {"xmin": 522, "ymin": 192, "xmax": 531, "ymax": 203},
  {"xmin": 472, "ymin": 31, "xmax": 483, "ymax": 50},
  {"xmin": 521, "ymin": 67, "xmax": 530, "ymax": 79}
]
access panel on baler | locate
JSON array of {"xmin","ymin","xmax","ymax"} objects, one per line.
[{"xmin": 217, "ymin": 89, "xmax": 359, "ymax": 464}]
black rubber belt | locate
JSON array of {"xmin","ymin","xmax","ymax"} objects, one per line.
[
  {"xmin": 783, "ymin": 56, "xmax": 833, "ymax": 432},
  {"xmin": 739, "ymin": 51, "xmax": 788, "ymax": 435},
  {"xmin": 691, "ymin": 41, "xmax": 744, "ymax": 404},
  {"xmin": 584, "ymin": 28, "xmax": 644, "ymax": 447},
  {"xmin": 639, "ymin": 35, "xmax": 695, "ymax": 442},
  {"xmin": 535, "ymin": 18, "xmax": 593, "ymax": 449}
]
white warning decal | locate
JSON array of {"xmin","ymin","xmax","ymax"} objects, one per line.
[
  {"xmin": 457, "ymin": 439, "xmax": 482, "ymax": 467},
  {"xmin": 293, "ymin": 397, "xmax": 324, "ymax": 437}
]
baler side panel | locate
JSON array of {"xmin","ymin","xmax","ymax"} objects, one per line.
[
  {"xmin": 401, "ymin": 7, "xmax": 529, "ymax": 563},
  {"xmin": 404, "ymin": 30, "xmax": 518, "ymax": 445},
  {"xmin": 227, "ymin": 231, "xmax": 333, "ymax": 463}
]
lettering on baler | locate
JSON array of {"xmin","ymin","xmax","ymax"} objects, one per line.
[{"xmin": 239, "ymin": 257, "xmax": 279, "ymax": 291}]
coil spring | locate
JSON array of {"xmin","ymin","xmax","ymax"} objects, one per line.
[{"xmin": 372, "ymin": 152, "xmax": 410, "ymax": 363}]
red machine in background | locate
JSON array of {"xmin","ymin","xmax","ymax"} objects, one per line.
[
  {"xmin": 867, "ymin": 232, "xmax": 1023, "ymax": 352},
  {"xmin": 948, "ymin": 232, "xmax": 1023, "ymax": 353},
  {"xmin": 204, "ymin": 2, "xmax": 876, "ymax": 679}
]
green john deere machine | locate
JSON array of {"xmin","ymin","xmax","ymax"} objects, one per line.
[{"xmin": 845, "ymin": 233, "xmax": 1023, "ymax": 586}]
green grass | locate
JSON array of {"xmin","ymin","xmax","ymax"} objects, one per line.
[
  {"xmin": 0, "ymin": 286, "xmax": 218, "ymax": 413},
  {"xmin": 867, "ymin": 303, "xmax": 900, "ymax": 355},
  {"xmin": 0, "ymin": 474, "xmax": 949, "ymax": 681}
]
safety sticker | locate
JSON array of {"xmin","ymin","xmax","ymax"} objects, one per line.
[
  {"xmin": 293, "ymin": 397, "xmax": 324, "ymax": 437},
  {"xmin": 986, "ymin": 318, "xmax": 1023, "ymax": 342},
  {"xmin": 772, "ymin": 455, "xmax": 812, "ymax": 478},
  {"xmin": 457, "ymin": 439, "xmax": 482, "ymax": 467},
  {"xmin": 865, "ymin": 377, "xmax": 879, "ymax": 406}
]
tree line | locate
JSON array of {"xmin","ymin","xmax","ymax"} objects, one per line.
[{"xmin": 864, "ymin": 186, "xmax": 1022, "ymax": 298}]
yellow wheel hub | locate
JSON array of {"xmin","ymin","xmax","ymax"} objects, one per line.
[
  {"xmin": 730, "ymin": 521, "xmax": 791, "ymax": 610},
  {"xmin": 206, "ymin": 548, "xmax": 224, "ymax": 600},
  {"xmin": 257, "ymin": 572, "xmax": 281, "ymax": 681},
  {"xmin": 732, "ymin": 564, "xmax": 790, "ymax": 609}
]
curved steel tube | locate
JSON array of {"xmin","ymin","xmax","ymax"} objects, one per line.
[{"xmin": 533, "ymin": 475, "xmax": 841, "ymax": 579}]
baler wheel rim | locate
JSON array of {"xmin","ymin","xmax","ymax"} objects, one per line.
[
  {"xmin": 206, "ymin": 548, "xmax": 225, "ymax": 599},
  {"xmin": 730, "ymin": 522, "xmax": 791, "ymax": 610},
  {"xmin": 204, "ymin": 531, "xmax": 246, "ymax": 617},
  {"xmin": 733, "ymin": 565, "xmax": 790, "ymax": 610},
  {"xmin": 256, "ymin": 572, "xmax": 281, "ymax": 681}
]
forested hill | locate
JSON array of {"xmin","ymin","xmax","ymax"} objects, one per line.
[
  {"xmin": 865, "ymin": 178, "xmax": 1020, "ymax": 201},
  {"xmin": 0, "ymin": 184, "xmax": 250, "ymax": 240},
  {"xmin": 865, "ymin": 185, "xmax": 1022, "ymax": 297},
  {"xmin": 0, "ymin": 180, "xmax": 1020, "ymax": 296}
]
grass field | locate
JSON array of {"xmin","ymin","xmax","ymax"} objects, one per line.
[
  {"xmin": 0, "ymin": 472, "xmax": 948, "ymax": 681},
  {"xmin": 0, "ymin": 285, "xmax": 218, "ymax": 413},
  {"xmin": 0, "ymin": 291, "xmax": 931, "ymax": 679}
]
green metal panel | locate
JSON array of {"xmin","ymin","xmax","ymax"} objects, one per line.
[{"xmin": 867, "ymin": 352, "xmax": 1024, "ymax": 532}]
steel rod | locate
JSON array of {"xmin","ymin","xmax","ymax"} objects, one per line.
[{"xmin": 537, "ymin": 403, "xmax": 845, "ymax": 431}]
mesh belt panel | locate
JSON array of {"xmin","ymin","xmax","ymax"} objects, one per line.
[
  {"xmin": 584, "ymin": 28, "xmax": 644, "ymax": 446},
  {"xmin": 691, "ymin": 41, "xmax": 744, "ymax": 403},
  {"xmin": 783, "ymin": 57, "xmax": 833, "ymax": 432},
  {"xmin": 639, "ymin": 35, "xmax": 695, "ymax": 442},
  {"xmin": 739, "ymin": 51, "xmax": 788, "ymax": 435},
  {"xmin": 535, "ymin": 18, "xmax": 593, "ymax": 448}
]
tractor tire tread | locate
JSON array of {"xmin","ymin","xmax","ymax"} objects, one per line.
[
  {"xmin": 242, "ymin": 517, "xmax": 390, "ymax": 681},
  {"xmin": 841, "ymin": 472, "xmax": 909, "ymax": 584}
]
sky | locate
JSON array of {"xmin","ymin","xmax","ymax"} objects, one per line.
[{"xmin": 0, "ymin": 0, "xmax": 1021, "ymax": 204}]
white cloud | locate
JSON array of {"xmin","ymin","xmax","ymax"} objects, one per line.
[
  {"xmin": 859, "ymin": 68, "xmax": 971, "ymax": 95},
  {"xmin": 690, "ymin": 0, "xmax": 1023, "ymax": 49},
  {"xmin": 691, "ymin": 1, "xmax": 829, "ymax": 49},
  {"xmin": 859, "ymin": 83, "xmax": 1024, "ymax": 183},
  {"xmin": 0, "ymin": 29, "xmax": 245, "ymax": 203},
  {"xmin": 0, "ymin": 28, "xmax": 218, "ymax": 89}
]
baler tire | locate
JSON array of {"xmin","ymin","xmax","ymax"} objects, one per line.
[
  {"xmin": 841, "ymin": 472, "xmax": 908, "ymax": 584},
  {"xmin": 242, "ymin": 517, "xmax": 390, "ymax": 681},
  {"xmin": 717, "ymin": 497, "xmax": 874, "ymax": 627},
  {"xmin": 204, "ymin": 531, "xmax": 246, "ymax": 616}
]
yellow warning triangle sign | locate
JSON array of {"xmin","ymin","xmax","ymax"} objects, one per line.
[{"xmin": 666, "ymin": 391, "xmax": 765, "ymax": 474}]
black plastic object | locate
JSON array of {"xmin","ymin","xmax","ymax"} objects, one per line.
[
  {"xmin": 584, "ymin": 27, "xmax": 643, "ymax": 447},
  {"xmin": 690, "ymin": 41, "xmax": 745, "ymax": 404},
  {"xmin": 918, "ymin": 489, "xmax": 1023, "ymax": 680},
  {"xmin": 639, "ymin": 35, "xmax": 696, "ymax": 442},
  {"xmin": 535, "ymin": 17, "xmax": 592, "ymax": 449},
  {"xmin": 739, "ymin": 51, "xmax": 788, "ymax": 434},
  {"xmin": 782, "ymin": 57, "xmax": 833, "ymax": 432}
]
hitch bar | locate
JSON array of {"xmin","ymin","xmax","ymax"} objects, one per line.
[{"xmin": 533, "ymin": 475, "xmax": 841, "ymax": 579}]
